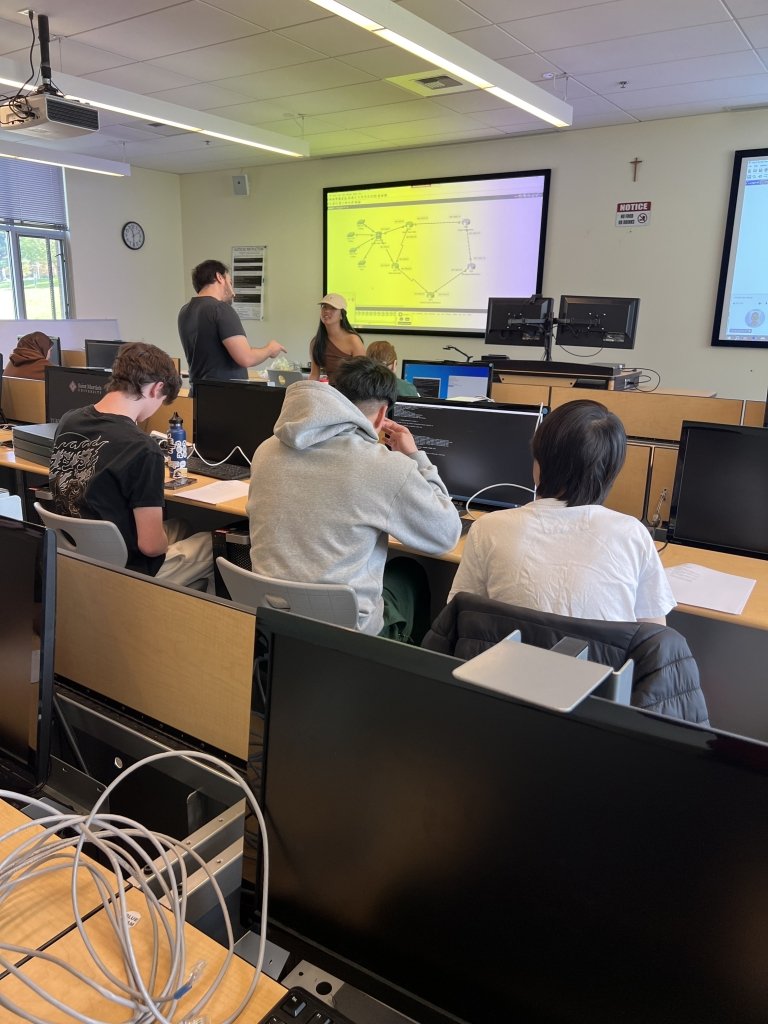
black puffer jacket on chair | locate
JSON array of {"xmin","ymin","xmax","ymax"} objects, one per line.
[{"xmin": 422, "ymin": 592, "xmax": 709, "ymax": 725}]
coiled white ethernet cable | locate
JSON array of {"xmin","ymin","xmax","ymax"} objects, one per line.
[{"xmin": 0, "ymin": 749, "xmax": 269, "ymax": 1024}]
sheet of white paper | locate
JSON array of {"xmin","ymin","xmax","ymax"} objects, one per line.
[
  {"xmin": 181, "ymin": 480, "xmax": 249, "ymax": 504},
  {"xmin": 665, "ymin": 563, "xmax": 756, "ymax": 615}
]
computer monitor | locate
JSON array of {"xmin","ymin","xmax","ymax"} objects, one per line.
[
  {"xmin": 0, "ymin": 516, "xmax": 56, "ymax": 792},
  {"xmin": 243, "ymin": 608, "xmax": 768, "ymax": 1024},
  {"xmin": 556, "ymin": 295, "xmax": 639, "ymax": 350},
  {"xmin": 193, "ymin": 380, "xmax": 287, "ymax": 467},
  {"xmin": 84, "ymin": 338, "xmax": 124, "ymax": 369},
  {"xmin": 393, "ymin": 398, "xmax": 545, "ymax": 509},
  {"xmin": 45, "ymin": 366, "xmax": 110, "ymax": 423},
  {"xmin": 484, "ymin": 295, "xmax": 554, "ymax": 350},
  {"xmin": 400, "ymin": 360, "xmax": 492, "ymax": 400},
  {"xmin": 667, "ymin": 421, "xmax": 768, "ymax": 559}
]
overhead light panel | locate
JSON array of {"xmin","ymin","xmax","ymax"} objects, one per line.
[
  {"xmin": 305, "ymin": 0, "xmax": 572, "ymax": 128},
  {"xmin": 0, "ymin": 137, "xmax": 130, "ymax": 176},
  {"xmin": 0, "ymin": 56, "xmax": 309, "ymax": 158}
]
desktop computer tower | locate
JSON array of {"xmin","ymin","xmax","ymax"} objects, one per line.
[{"xmin": 212, "ymin": 526, "xmax": 252, "ymax": 598}]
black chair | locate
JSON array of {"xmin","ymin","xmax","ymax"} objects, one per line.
[{"xmin": 423, "ymin": 591, "xmax": 709, "ymax": 725}]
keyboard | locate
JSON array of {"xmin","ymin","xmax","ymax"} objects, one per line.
[
  {"xmin": 257, "ymin": 987, "xmax": 357, "ymax": 1024},
  {"xmin": 185, "ymin": 455, "xmax": 249, "ymax": 481}
]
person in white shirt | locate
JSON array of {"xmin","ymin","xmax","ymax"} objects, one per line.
[{"xmin": 448, "ymin": 399, "xmax": 675, "ymax": 623}]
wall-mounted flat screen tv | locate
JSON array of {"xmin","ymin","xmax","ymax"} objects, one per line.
[
  {"xmin": 712, "ymin": 148, "xmax": 768, "ymax": 349},
  {"xmin": 324, "ymin": 169, "xmax": 550, "ymax": 337}
]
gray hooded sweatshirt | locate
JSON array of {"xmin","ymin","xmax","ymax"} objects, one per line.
[{"xmin": 246, "ymin": 380, "xmax": 462, "ymax": 634}]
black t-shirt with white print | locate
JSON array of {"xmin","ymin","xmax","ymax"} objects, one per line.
[{"xmin": 49, "ymin": 406, "xmax": 166, "ymax": 575}]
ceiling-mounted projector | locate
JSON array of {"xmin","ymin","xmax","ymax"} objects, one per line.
[{"xmin": 0, "ymin": 93, "xmax": 99, "ymax": 139}]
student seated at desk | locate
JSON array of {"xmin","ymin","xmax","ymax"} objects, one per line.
[
  {"xmin": 247, "ymin": 356, "xmax": 461, "ymax": 643},
  {"xmin": 449, "ymin": 400, "xmax": 675, "ymax": 623},
  {"xmin": 366, "ymin": 339, "xmax": 419, "ymax": 397},
  {"xmin": 49, "ymin": 342, "xmax": 213, "ymax": 589},
  {"xmin": 3, "ymin": 331, "xmax": 53, "ymax": 380}
]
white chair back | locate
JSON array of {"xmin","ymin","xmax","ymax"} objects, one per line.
[
  {"xmin": 34, "ymin": 501, "xmax": 128, "ymax": 567},
  {"xmin": 216, "ymin": 556, "xmax": 358, "ymax": 628}
]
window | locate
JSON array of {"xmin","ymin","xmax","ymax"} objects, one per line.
[{"xmin": 0, "ymin": 156, "xmax": 71, "ymax": 319}]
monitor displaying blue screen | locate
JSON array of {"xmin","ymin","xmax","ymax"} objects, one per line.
[{"xmin": 400, "ymin": 360, "xmax": 492, "ymax": 400}]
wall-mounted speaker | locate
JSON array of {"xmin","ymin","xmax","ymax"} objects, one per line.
[{"xmin": 232, "ymin": 174, "xmax": 249, "ymax": 196}]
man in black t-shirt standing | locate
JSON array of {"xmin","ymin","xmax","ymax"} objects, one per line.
[
  {"xmin": 49, "ymin": 343, "xmax": 213, "ymax": 588},
  {"xmin": 178, "ymin": 259, "xmax": 285, "ymax": 391}
]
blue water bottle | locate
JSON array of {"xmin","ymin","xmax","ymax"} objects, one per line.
[{"xmin": 168, "ymin": 411, "xmax": 187, "ymax": 479}]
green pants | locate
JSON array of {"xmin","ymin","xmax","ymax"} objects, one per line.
[{"xmin": 379, "ymin": 557, "xmax": 431, "ymax": 645}]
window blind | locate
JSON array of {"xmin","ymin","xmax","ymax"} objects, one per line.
[{"xmin": 0, "ymin": 155, "xmax": 67, "ymax": 227}]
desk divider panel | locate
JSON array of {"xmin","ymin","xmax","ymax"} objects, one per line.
[
  {"xmin": 743, "ymin": 399, "xmax": 766, "ymax": 427},
  {"xmin": 55, "ymin": 554, "xmax": 255, "ymax": 759},
  {"xmin": 604, "ymin": 442, "xmax": 650, "ymax": 520},
  {"xmin": 62, "ymin": 349, "xmax": 86, "ymax": 367},
  {"xmin": 490, "ymin": 381, "xmax": 551, "ymax": 406},
  {"xmin": 548, "ymin": 388, "xmax": 744, "ymax": 442},
  {"xmin": 2, "ymin": 378, "xmax": 46, "ymax": 424}
]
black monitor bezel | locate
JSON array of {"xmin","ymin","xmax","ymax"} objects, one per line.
[
  {"xmin": 667, "ymin": 419, "xmax": 768, "ymax": 559},
  {"xmin": 484, "ymin": 295, "xmax": 554, "ymax": 349},
  {"xmin": 192, "ymin": 378, "xmax": 287, "ymax": 466},
  {"xmin": 392, "ymin": 395, "xmax": 545, "ymax": 509},
  {"xmin": 0, "ymin": 515, "xmax": 56, "ymax": 789},
  {"xmin": 556, "ymin": 295, "xmax": 639, "ymax": 350},
  {"xmin": 44, "ymin": 365, "xmax": 111, "ymax": 423},
  {"xmin": 400, "ymin": 359, "xmax": 493, "ymax": 399},
  {"xmin": 84, "ymin": 338, "xmax": 124, "ymax": 370},
  {"xmin": 245, "ymin": 607, "xmax": 768, "ymax": 1024}
]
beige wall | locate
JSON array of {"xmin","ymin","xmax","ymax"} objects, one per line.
[
  {"xmin": 66, "ymin": 165, "xmax": 185, "ymax": 358},
  {"xmin": 178, "ymin": 108, "xmax": 768, "ymax": 400}
]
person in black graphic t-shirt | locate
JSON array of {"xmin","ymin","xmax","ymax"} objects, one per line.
[
  {"xmin": 49, "ymin": 342, "xmax": 213, "ymax": 588},
  {"xmin": 178, "ymin": 259, "xmax": 285, "ymax": 391}
]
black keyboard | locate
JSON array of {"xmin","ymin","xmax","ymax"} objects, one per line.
[
  {"xmin": 186, "ymin": 455, "xmax": 249, "ymax": 481},
  {"xmin": 257, "ymin": 988, "xmax": 356, "ymax": 1024}
]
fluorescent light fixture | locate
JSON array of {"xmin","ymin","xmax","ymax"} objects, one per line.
[
  {"xmin": 0, "ymin": 138, "xmax": 130, "ymax": 175},
  {"xmin": 0, "ymin": 56, "xmax": 309, "ymax": 159},
  {"xmin": 305, "ymin": 0, "xmax": 572, "ymax": 129},
  {"xmin": 305, "ymin": 0, "xmax": 382, "ymax": 31},
  {"xmin": 375, "ymin": 30, "xmax": 491, "ymax": 89}
]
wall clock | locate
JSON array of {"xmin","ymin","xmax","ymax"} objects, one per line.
[{"xmin": 121, "ymin": 221, "xmax": 145, "ymax": 250}]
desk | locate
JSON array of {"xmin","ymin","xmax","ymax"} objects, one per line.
[{"xmin": 0, "ymin": 803, "xmax": 285, "ymax": 1020}]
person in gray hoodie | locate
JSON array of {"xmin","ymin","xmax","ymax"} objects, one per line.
[{"xmin": 246, "ymin": 356, "xmax": 462, "ymax": 641}]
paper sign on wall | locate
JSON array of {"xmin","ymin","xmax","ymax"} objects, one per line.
[
  {"xmin": 231, "ymin": 245, "xmax": 266, "ymax": 320},
  {"xmin": 616, "ymin": 201, "xmax": 651, "ymax": 227}
]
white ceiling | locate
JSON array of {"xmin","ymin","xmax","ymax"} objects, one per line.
[{"xmin": 0, "ymin": 0, "xmax": 766, "ymax": 173}]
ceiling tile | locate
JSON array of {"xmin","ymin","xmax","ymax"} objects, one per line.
[
  {"xmin": 609, "ymin": 73, "xmax": 768, "ymax": 111},
  {"xmin": 153, "ymin": 33, "xmax": 325, "ymax": 79},
  {"xmin": 258, "ymin": 114, "xmax": 345, "ymax": 135},
  {"xmin": 566, "ymin": 108, "xmax": 637, "ymax": 128},
  {"xmin": 206, "ymin": 98, "xmax": 291, "ymax": 123},
  {"xmin": 427, "ymin": 90, "xmax": 509, "ymax": 113},
  {"xmin": 0, "ymin": 17, "xmax": 37, "ymax": 55},
  {"xmin": 579, "ymin": 51, "xmax": 767, "ymax": 94},
  {"xmin": 461, "ymin": 0, "xmax": 606, "ymax": 18},
  {"xmin": 497, "ymin": 52, "xmax": 565, "ymax": 80},
  {"xmin": 540, "ymin": 22, "xmax": 751, "ymax": 76},
  {"xmin": 329, "ymin": 97, "xmax": 447, "ymax": 129},
  {"xmin": 250, "ymin": 80, "xmax": 416, "ymax": 116},
  {"xmin": 198, "ymin": 0, "xmax": 329, "ymax": 31},
  {"xmin": 5, "ymin": 38, "xmax": 134, "ymax": 76},
  {"xmin": 214, "ymin": 59, "xmax": 376, "ymax": 101},
  {"xmin": 740, "ymin": 14, "xmax": 768, "ymax": 47},
  {"xmin": 0, "ymin": 1, "xmax": 181, "ymax": 37},
  {"xmin": 74, "ymin": 2, "xmax": 266, "ymax": 62},
  {"xmin": 365, "ymin": 110, "xmax": 489, "ymax": 139},
  {"xmin": 397, "ymin": 0, "xmax": 490, "ymax": 32},
  {"xmin": 729, "ymin": 0, "xmax": 768, "ymax": 15},
  {"xmin": 148, "ymin": 82, "xmax": 254, "ymax": 109},
  {"xmin": 277, "ymin": 17, "xmax": 386, "ymax": 56},
  {"xmin": 501, "ymin": 0, "xmax": 729, "ymax": 52},
  {"xmin": 337, "ymin": 47, "xmax": 433, "ymax": 78},
  {"xmin": 83, "ymin": 62, "xmax": 200, "ymax": 93},
  {"xmin": 450, "ymin": 25, "xmax": 530, "ymax": 59}
]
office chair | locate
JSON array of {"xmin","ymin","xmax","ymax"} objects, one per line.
[
  {"xmin": 216, "ymin": 556, "xmax": 359, "ymax": 628},
  {"xmin": 34, "ymin": 502, "xmax": 128, "ymax": 568}
]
